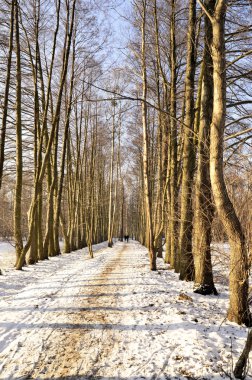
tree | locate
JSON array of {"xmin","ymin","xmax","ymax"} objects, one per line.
[
  {"xmin": 198, "ymin": 0, "xmax": 251, "ymax": 325},
  {"xmin": 193, "ymin": 0, "xmax": 217, "ymax": 296},
  {"xmin": 0, "ymin": 0, "xmax": 14, "ymax": 189},
  {"xmin": 178, "ymin": 0, "xmax": 197, "ymax": 281},
  {"xmin": 234, "ymin": 329, "xmax": 252, "ymax": 379},
  {"xmin": 167, "ymin": 0, "xmax": 178, "ymax": 269},
  {"xmin": 140, "ymin": 0, "xmax": 157, "ymax": 270},
  {"xmin": 13, "ymin": 0, "xmax": 23, "ymax": 265},
  {"xmin": 107, "ymin": 100, "xmax": 116, "ymax": 248}
]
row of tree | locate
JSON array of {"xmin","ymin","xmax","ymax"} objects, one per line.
[
  {"xmin": 124, "ymin": 0, "xmax": 252, "ymax": 327},
  {"xmin": 0, "ymin": 0, "xmax": 127, "ymax": 271}
]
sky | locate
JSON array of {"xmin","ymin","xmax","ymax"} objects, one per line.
[{"xmin": 101, "ymin": 0, "xmax": 133, "ymax": 71}]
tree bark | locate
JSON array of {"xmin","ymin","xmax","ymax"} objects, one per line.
[
  {"xmin": 207, "ymin": 0, "xmax": 251, "ymax": 325},
  {"xmin": 178, "ymin": 0, "xmax": 197, "ymax": 281},
  {"xmin": 0, "ymin": 0, "xmax": 14, "ymax": 189},
  {"xmin": 14, "ymin": 0, "xmax": 23, "ymax": 265},
  {"xmin": 141, "ymin": 0, "xmax": 156, "ymax": 270},
  {"xmin": 234, "ymin": 329, "xmax": 252, "ymax": 379},
  {"xmin": 193, "ymin": 0, "xmax": 217, "ymax": 295},
  {"xmin": 168, "ymin": 0, "xmax": 178, "ymax": 269},
  {"xmin": 107, "ymin": 103, "xmax": 116, "ymax": 248}
]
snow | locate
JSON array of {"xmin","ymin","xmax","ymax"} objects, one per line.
[
  {"xmin": 0, "ymin": 242, "xmax": 16, "ymax": 272},
  {"xmin": 0, "ymin": 240, "xmax": 251, "ymax": 379}
]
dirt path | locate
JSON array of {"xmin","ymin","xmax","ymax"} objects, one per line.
[
  {"xmin": 31, "ymin": 243, "xmax": 128, "ymax": 379},
  {"xmin": 0, "ymin": 241, "xmax": 248, "ymax": 380},
  {"xmin": 1, "ymin": 241, "xmax": 171, "ymax": 380}
]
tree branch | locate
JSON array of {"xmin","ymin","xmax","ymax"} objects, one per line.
[
  {"xmin": 196, "ymin": 0, "xmax": 214, "ymax": 23},
  {"xmin": 225, "ymin": 126, "xmax": 252, "ymax": 141}
]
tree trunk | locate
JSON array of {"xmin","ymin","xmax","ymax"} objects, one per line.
[
  {"xmin": 27, "ymin": 4, "xmax": 41, "ymax": 265},
  {"xmin": 193, "ymin": 0, "xmax": 217, "ymax": 296},
  {"xmin": 14, "ymin": 0, "xmax": 23, "ymax": 265},
  {"xmin": 120, "ymin": 184, "xmax": 124, "ymax": 241},
  {"xmin": 54, "ymin": 37, "xmax": 75, "ymax": 255},
  {"xmin": 168, "ymin": 0, "xmax": 178, "ymax": 269},
  {"xmin": 0, "ymin": 0, "xmax": 14, "ymax": 189},
  {"xmin": 107, "ymin": 103, "xmax": 116, "ymax": 248},
  {"xmin": 208, "ymin": 0, "xmax": 251, "ymax": 325},
  {"xmin": 141, "ymin": 0, "xmax": 156, "ymax": 271},
  {"xmin": 178, "ymin": 0, "xmax": 197, "ymax": 281},
  {"xmin": 234, "ymin": 329, "xmax": 252, "ymax": 379}
]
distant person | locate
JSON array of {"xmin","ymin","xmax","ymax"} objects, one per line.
[{"xmin": 126, "ymin": 235, "xmax": 129, "ymax": 243}]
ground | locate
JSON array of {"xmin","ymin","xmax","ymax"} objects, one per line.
[{"xmin": 0, "ymin": 241, "xmax": 251, "ymax": 380}]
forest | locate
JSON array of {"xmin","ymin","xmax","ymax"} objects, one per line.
[{"xmin": 0, "ymin": 0, "xmax": 252, "ymax": 379}]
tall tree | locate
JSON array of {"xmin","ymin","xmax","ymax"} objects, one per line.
[
  {"xmin": 193, "ymin": 0, "xmax": 217, "ymax": 296},
  {"xmin": 167, "ymin": 0, "xmax": 178, "ymax": 269},
  {"xmin": 141, "ymin": 0, "xmax": 156, "ymax": 270},
  {"xmin": 14, "ymin": 0, "xmax": 23, "ymax": 265},
  {"xmin": 0, "ymin": 0, "xmax": 14, "ymax": 189},
  {"xmin": 198, "ymin": 0, "xmax": 251, "ymax": 325},
  {"xmin": 107, "ymin": 101, "xmax": 116, "ymax": 248},
  {"xmin": 178, "ymin": 0, "xmax": 197, "ymax": 280}
]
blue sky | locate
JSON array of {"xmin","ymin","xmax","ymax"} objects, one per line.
[{"xmin": 104, "ymin": 0, "xmax": 133, "ymax": 69}]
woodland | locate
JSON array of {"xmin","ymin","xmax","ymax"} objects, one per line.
[{"xmin": 0, "ymin": 0, "xmax": 252, "ymax": 379}]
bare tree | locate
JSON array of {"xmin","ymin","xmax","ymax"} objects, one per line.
[
  {"xmin": 13, "ymin": 0, "xmax": 23, "ymax": 265},
  {"xmin": 178, "ymin": 0, "xmax": 197, "ymax": 281},
  {"xmin": 193, "ymin": 0, "xmax": 217, "ymax": 296},
  {"xmin": 0, "ymin": 0, "xmax": 14, "ymax": 189},
  {"xmin": 198, "ymin": 0, "xmax": 251, "ymax": 325}
]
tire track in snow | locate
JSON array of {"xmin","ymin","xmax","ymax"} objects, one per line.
[{"xmin": 32, "ymin": 246, "xmax": 127, "ymax": 379}]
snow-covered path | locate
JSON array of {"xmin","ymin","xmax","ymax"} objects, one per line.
[{"xmin": 0, "ymin": 241, "xmax": 251, "ymax": 380}]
